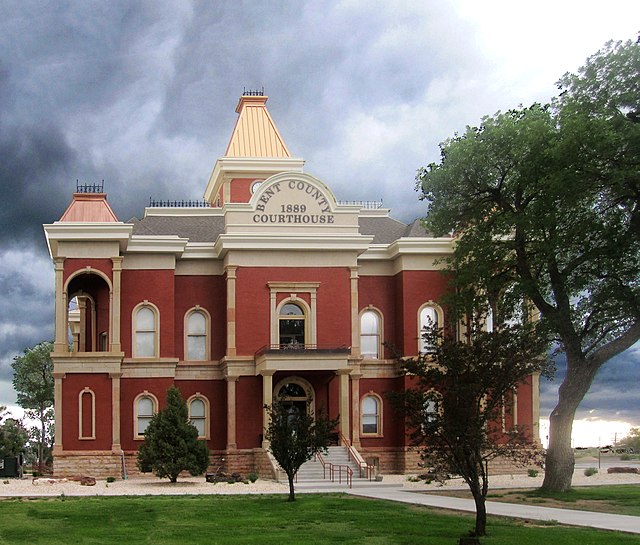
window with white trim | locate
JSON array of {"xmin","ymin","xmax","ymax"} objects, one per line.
[
  {"xmin": 135, "ymin": 394, "xmax": 157, "ymax": 438},
  {"xmin": 188, "ymin": 396, "xmax": 209, "ymax": 439},
  {"xmin": 361, "ymin": 394, "xmax": 382, "ymax": 435},
  {"xmin": 419, "ymin": 304, "xmax": 440, "ymax": 353},
  {"xmin": 279, "ymin": 302, "xmax": 306, "ymax": 347},
  {"xmin": 360, "ymin": 310, "xmax": 381, "ymax": 359},
  {"xmin": 185, "ymin": 309, "xmax": 209, "ymax": 361},
  {"xmin": 134, "ymin": 304, "xmax": 158, "ymax": 358}
]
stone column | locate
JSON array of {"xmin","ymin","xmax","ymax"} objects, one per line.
[
  {"xmin": 110, "ymin": 372, "xmax": 122, "ymax": 452},
  {"xmin": 226, "ymin": 376, "xmax": 239, "ymax": 450},
  {"xmin": 53, "ymin": 258, "xmax": 67, "ymax": 353},
  {"xmin": 350, "ymin": 267, "xmax": 360, "ymax": 357},
  {"xmin": 226, "ymin": 266, "xmax": 237, "ymax": 357},
  {"xmin": 531, "ymin": 373, "xmax": 541, "ymax": 445},
  {"xmin": 53, "ymin": 372, "xmax": 65, "ymax": 454},
  {"xmin": 337, "ymin": 370, "xmax": 350, "ymax": 444},
  {"xmin": 350, "ymin": 373, "xmax": 362, "ymax": 448},
  {"xmin": 78, "ymin": 297, "xmax": 87, "ymax": 352},
  {"xmin": 261, "ymin": 371, "xmax": 275, "ymax": 449},
  {"xmin": 110, "ymin": 257, "xmax": 123, "ymax": 353}
]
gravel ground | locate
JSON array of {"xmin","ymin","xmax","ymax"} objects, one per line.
[{"xmin": 0, "ymin": 469, "xmax": 638, "ymax": 498}]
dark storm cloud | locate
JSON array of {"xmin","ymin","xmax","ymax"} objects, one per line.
[{"xmin": 540, "ymin": 346, "xmax": 640, "ymax": 422}]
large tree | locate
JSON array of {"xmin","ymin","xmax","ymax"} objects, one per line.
[
  {"xmin": 137, "ymin": 386, "xmax": 210, "ymax": 483},
  {"xmin": 392, "ymin": 316, "xmax": 548, "ymax": 538},
  {"xmin": 418, "ymin": 39, "xmax": 640, "ymax": 492},
  {"xmin": 0, "ymin": 410, "xmax": 29, "ymax": 459},
  {"xmin": 11, "ymin": 342, "xmax": 54, "ymax": 468},
  {"xmin": 265, "ymin": 398, "xmax": 339, "ymax": 501}
]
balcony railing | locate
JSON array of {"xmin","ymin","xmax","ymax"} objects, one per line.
[{"xmin": 255, "ymin": 343, "xmax": 351, "ymax": 357}]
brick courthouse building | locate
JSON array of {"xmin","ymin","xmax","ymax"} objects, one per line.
[{"xmin": 44, "ymin": 94, "xmax": 540, "ymax": 478}]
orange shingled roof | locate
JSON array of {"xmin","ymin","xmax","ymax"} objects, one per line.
[
  {"xmin": 59, "ymin": 193, "xmax": 120, "ymax": 222},
  {"xmin": 224, "ymin": 95, "xmax": 291, "ymax": 158}
]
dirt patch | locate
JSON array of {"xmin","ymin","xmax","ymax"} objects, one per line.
[{"xmin": 422, "ymin": 488, "xmax": 626, "ymax": 514}]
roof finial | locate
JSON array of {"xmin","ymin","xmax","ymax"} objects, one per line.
[{"xmin": 242, "ymin": 86, "xmax": 265, "ymax": 96}]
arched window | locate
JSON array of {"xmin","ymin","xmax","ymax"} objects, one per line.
[
  {"xmin": 274, "ymin": 377, "xmax": 314, "ymax": 416},
  {"xmin": 419, "ymin": 304, "xmax": 440, "ymax": 353},
  {"xmin": 188, "ymin": 395, "xmax": 209, "ymax": 439},
  {"xmin": 133, "ymin": 303, "xmax": 159, "ymax": 358},
  {"xmin": 78, "ymin": 388, "xmax": 95, "ymax": 440},
  {"xmin": 135, "ymin": 393, "xmax": 157, "ymax": 438},
  {"xmin": 279, "ymin": 302, "xmax": 306, "ymax": 348},
  {"xmin": 360, "ymin": 309, "xmax": 381, "ymax": 359},
  {"xmin": 361, "ymin": 394, "xmax": 382, "ymax": 435},
  {"xmin": 185, "ymin": 308, "xmax": 209, "ymax": 361}
]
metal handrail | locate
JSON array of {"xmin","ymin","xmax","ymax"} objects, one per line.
[
  {"xmin": 339, "ymin": 432, "xmax": 375, "ymax": 480},
  {"xmin": 329, "ymin": 464, "xmax": 353, "ymax": 488}
]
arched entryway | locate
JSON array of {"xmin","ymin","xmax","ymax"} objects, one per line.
[{"xmin": 273, "ymin": 377, "xmax": 315, "ymax": 416}]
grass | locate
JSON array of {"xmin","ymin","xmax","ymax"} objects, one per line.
[{"xmin": 0, "ymin": 494, "xmax": 637, "ymax": 544}]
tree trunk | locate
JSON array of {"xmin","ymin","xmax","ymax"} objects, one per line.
[
  {"xmin": 471, "ymin": 488, "xmax": 487, "ymax": 537},
  {"xmin": 287, "ymin": 473, "xmax": 296, "ymax": 502},
  {"xmin": 542, "ymin": 355, "xmax": 599, "ymax": 492}
]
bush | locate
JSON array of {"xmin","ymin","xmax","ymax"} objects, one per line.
[
  {"xmin": 584, "ymin": 467, "xmax": 598, "ymax": 477},
  {"xmin": 106, "ymin": 476, "xmax": 116, "ymax": 483},
  {"xmin": 247, "ymin": 472, "xmax": 259, "ymax": 483},
  {"xmin": 620, "ymin": 453, "xmax": 631, "ymax": 461},
  {"xmin": 527, "ymin": 469, "xmax": 539, "ymax": 477}
]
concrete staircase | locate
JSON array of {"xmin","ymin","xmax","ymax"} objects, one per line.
[{"xmin": 294, "ymin": 446, "xmax": 372, "ymax": 489}]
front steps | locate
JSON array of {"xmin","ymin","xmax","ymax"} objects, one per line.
[{"xmin": 293, "ymin": 446, "xmax": 378, "ymax": 489}]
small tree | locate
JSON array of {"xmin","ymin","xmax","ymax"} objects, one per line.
[
  {"xmin": 265, "ymin": 398, "xmax": 339, "ymax": 501},
  {"xmin": 620, "ymin": 428, "xmax": 640, "ymax": 453},
  {"xmin": 11, "ymin": 342, "xmax": 54, "ymax": 469},
  {"xmin": 392, "ymin": 321, "xmax": 549, "ymax": 537},
  {"xmin": 137, "ymin": 386, "xmax": 210, "ymax": 483},
  {"xmin": 0, "ymin": 413, "xmax": 29, "ymax": 458}
]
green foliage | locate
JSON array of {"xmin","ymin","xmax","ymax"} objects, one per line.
[
  {"xmin": 11, "ymin": 342, "xmax": 54, "ymax": 467},
  {"xmin": 0, "ymin": 413, "xmax": 29, "ymax": 458},
  {"xmin": 417, "ymin": 39, "xmax": 640, "ymax": 492},
  {"xmin": 528, "ymin": 469, "xmax": 539, "ymax": 478},
  {"xmin": 106, "ymin": 476, "xmax": 116, "ymax": 483},
  {"xmin": 620, "ymin": 427, "xmax": 640, "ymax": 452},
  {"xmin": 136, "ymin": 386, "xmax": 210, "ymax": 483},
  {"xmin": 247, "ymin": 472, "xmax": 258, "ymax": 483},
  {"xmin": 584, "ymin": 467, "xmax": 598, "ymax": 477},
  {"xmin": 392, "ymin": 319, "xmax": 548, "ymax": 536},
  {"xmin": 265, "ymin": 397, "xmax": 339, "ymax": 501}
]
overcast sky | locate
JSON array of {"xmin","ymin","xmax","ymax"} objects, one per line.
[{"xmin": 1, "ymin": 1, "xmax": 638, "ymax": 440}]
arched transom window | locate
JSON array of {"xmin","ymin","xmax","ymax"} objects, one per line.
[
  {"xmin": 279, "ymin": 302, "xmax": 306, "ymax": 348},
  {"xmin": 185, "ymin": 309, "xmax": 209, "ymax": 361},
  {"xmin": 361, "ymin": 394, "xmax": 382, "ymax": 435},
  {"xmin": 360, "ymin": 310, "xmax": 381, "ymax": 359},
  {"xmin": 188, "ymin": 395, "xmax": 209, "ymax": 439},
  {"xmin": 134, "ymin": 304, "xmax": 159, "ymax": 358},
  {"xmin": 419, "ymin": 304, "xmax": 440, "ymax": 354}
]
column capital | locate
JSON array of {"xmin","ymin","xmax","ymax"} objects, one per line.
[
  {"xmin": 259, "ymin": 369, "xmax": 276, "ymax": 377},
  {"xmin": 225, "ymin": 375, "xmax": 240, "ymax": 382},
  {"xmin": 225, "ymin": 265, "xmax": 238, "ymax": 278},
  {"xmin": 111, "ymin": 256, "xmax": 123, "ymax": 269}
]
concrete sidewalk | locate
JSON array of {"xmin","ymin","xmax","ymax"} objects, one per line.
[{"xmin": 345, "ymin": 486, "xmax": 640, "ymax": 534}]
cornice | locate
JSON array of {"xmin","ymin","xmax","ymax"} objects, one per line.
[
  {"xmin": 214, "ymin": 233, "xmax": 374, "ymax": 257},
  {"xmin": 43, "ymin": 222, "xmax": 134, "ymax": 258},
  {"xmin": 125, "ymin": 235, "xmax": 188, "ymax": 254}
]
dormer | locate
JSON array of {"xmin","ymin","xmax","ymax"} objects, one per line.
[{"xmin": 203, "ymin": 92, "xmax": 305, "ymax": 206}]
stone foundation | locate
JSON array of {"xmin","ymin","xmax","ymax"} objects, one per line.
[
  {"xmin": 55, "ymin": 448, "xmax": 278, "ymax": 481},
  {"xmin": 54, "ymin": 451, "xmax": 124, "ymax": 479}
]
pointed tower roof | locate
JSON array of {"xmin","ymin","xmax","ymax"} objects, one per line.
[
  {"xmin": 203, "ymin": 94, "xmax": 304, "ymax": 205},
  {"xmin": 59, "ymin": 192, "xmax": 119, "ymax": 222},
  {"xmin": 225, "ymin": 95, "xmax": 291, "ymax": 158}
]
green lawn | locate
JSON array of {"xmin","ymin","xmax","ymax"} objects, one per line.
[
  {"xmin": 0, "ymin": 494, "xmax": 637, "ymax": 544},
  {"xmin": 521, "ymin": 485, "xmax": 640, "ymax": 516}
]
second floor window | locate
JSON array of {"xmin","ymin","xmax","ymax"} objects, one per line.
[
  {"xmin": 279, "ymin": 302, "xmax": 305, "ymax": 347},
  {"xmin": 186, "ymin": 310, "xmax": 208, "ymax": 361},
  {"xmin": 134, "ymin": 305, "xmax": 158, "ymax": 358},
  {"xmin": 360, "ymin": 310, "xmax": 381, "ymax": 359}
]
